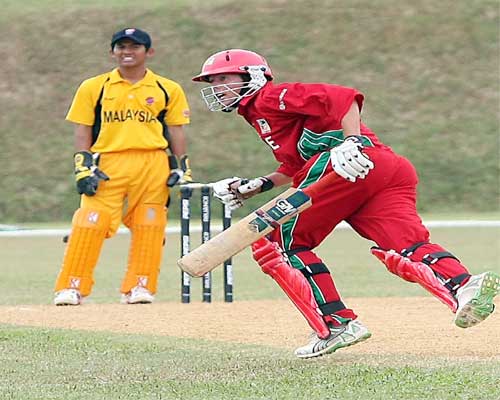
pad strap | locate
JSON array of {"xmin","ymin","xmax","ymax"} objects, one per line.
[
  {"xmin": 401, "ymin": 245, "xmax": 467, "ymax": 293},
  {"xmin": 400, "ymin": 241, "xmax": 428, "ymax": 257},
  {"xmin": 318, "ymin": 300, "xmax": 346, "ymax": 315},
  {"xmin": 421, "ymin": 251, "xmax": 459, "ymax": 265},
  {"xmin": 284, "ymin": 247, "xmax": 311, "ymax": 257},
  {"xmin": 443, "ymin": 273, "xmax": 470, "ymax": 293},
  {"xmin": 302, "ymin": 263, "xmax": 330, "ymax": 277}
]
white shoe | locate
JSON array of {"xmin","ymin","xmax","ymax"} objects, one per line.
[
  {"xmin": 121, "ymin": 286, "xmax": 154, "ymax": 304},
  {"xmin": 54, "ymin": 289, "xmax": 82, "ymax": 306},
  {"xmin": 294, "ymin": 319, "xmax": 371, "ymax": 359},
  {"xmin": 454, "ymin": 271, "xmax": 500, "ymax": 328}
]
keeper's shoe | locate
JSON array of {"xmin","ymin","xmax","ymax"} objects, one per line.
[
  {"xmin": 294, "ymin": 319, "xmax": 371, "ymax": 359},
  {"xmin": 454, "ymin": 271, "xmax": 500, "ymax": 328},
  {"xmin": 54, "ymin": 289, "xmax": 82, "ymax": 306},
  {"xmin": 121, "ymin": 286, "xmax": 154, "ymax": 305}
]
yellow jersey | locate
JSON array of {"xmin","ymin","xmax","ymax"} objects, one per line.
[{"xmin": 66, "ymin": 68, "xmax": 190, "ymax": 152}]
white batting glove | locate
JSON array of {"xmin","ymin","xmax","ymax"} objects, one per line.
[
  {"xmin": 237, "ymin": 176, "xmax": 274, "ymax": 197},
  {"xmin": 212, "ymin": 177, "xmax": 244, "ymax": 210},
  {"xmin": 330, "ymin": 136, "xmax": 374, "ymax": 182}
]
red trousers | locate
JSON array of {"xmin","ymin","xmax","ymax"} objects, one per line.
[{"xmin": 270, "ymin": 147, "xmax": 470, "ymax": 323}]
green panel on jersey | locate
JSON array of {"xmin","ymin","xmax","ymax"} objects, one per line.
[
  {"xmin": 298, "ymin": 128, "xmax": 374, "ymax": 160},
  {"xmin": 297, "ymin": 128, "xmax": 344, "ymax": 160}
]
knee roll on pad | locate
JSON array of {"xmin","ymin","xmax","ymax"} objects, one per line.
[
  {"xmin": 55, "ymin": 208, "xmax": 111, "ymax": 296},
  {"xmin": 252, "ymin": 238, "xmax": 331, "ymax": 339},
  {"xmin": 121, "ymin": 204, "xmax": 167, "ymax": 294}
]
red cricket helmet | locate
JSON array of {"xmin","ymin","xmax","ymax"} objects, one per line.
[{"xmin": 192, "ymin": 49, "xmax": 273, "ymax": 82}]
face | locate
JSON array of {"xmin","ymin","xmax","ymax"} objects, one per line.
[
  {"xmin": 110, "ymin": 39, "xmax": 153, "ymax": 68},
  {"xmin": 206, "ymin": 74, "xmax": 246, "ymax": 107}
]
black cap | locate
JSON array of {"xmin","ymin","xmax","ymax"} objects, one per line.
[{"xmin": 111, "ymin": 28, "xmax": 152, "ymax": 49}]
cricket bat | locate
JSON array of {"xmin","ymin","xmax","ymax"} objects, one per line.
[{"xmin": 177, "ymin": 172, "xmax": 337, "ymax": 277}]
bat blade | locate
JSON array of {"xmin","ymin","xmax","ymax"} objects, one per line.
[
  {"xmin": 177, "ymin": 188, "xmax": 311, "ymax": 277},
  {"xmin": 177, "ymin": 171, "xmax": 338, "ymax": 277}
]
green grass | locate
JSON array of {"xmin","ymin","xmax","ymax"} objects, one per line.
[
  {"xmin": 0, "ymin": 226, "xmax": 499, "ymax": 399},
  {"xmin": 1, "ymin": 226, "xmax": 499, "ymax": 305},
  {"xmin": 0, "ymin": 0, "xmax": 498, "ymax": 221},
  {"xmin": 1, "ymin": 326, "xmax": 499, "ymax": 400},
  {"xmin": 1, "ymin": 0, "xmax": 499, "ymax": 397}
]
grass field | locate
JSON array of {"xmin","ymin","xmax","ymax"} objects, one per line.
[
  {"xmin": 1, "ymin": 225, "xmax": 499, "ymax": 399},
  {"xmin": 1, "ymin": 0, "xmax": 498, "ymax": 221}
]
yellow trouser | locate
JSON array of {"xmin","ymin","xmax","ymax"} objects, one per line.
[{"xmin": 55, "ymin": 149, "xmax": 170, "ymax": 296}]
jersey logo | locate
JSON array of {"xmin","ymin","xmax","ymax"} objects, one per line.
[
  {"xmin": 146, "ymin": 97, "xmax": 155, "ymax": 105},
  {"xmin": 278, "ymin": 88, "xmax": 288, "ymax": 110},
  {"xmin": 256, "ymin": 118, "xmax": 271, "ymax": 134}
]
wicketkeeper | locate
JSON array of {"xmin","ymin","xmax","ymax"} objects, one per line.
[
  {"xmin": 54, "ymin": 28, "xmax": 191, "ymax": 305},
  {"xmin": 192, "ymin": 49, "xmax": 500, "ymax": 358}
]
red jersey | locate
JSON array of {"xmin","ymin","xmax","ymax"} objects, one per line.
[{"xmin": 238, "ymin": 81, "xmax": 386, "ymax": 177}]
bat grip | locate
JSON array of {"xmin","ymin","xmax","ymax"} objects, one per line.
[{"xmin": 301, "ymin": 171, "xmax": 337, "ymax": 199}]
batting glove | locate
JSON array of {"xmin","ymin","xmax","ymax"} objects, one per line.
[
  {"xmin": 330, "ymin": 136, "xmax": 374, "ymax": 182},
  {"xmin": 74, "ymin": 151, "xmax": 109, "ymax": 196},
  {"xmin": 167, "ymin": 154, "xmax": 193, "ymax": 187},
  {"xmin": 212, "ymin": 177, "xmax": 245, "ymax": 210},
  {"xmin": 237, "ymin": 177, "xmax": 274, "ymax": 197}
]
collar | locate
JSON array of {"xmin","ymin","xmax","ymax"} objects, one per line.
[
  {"xmin": 237, "ymin": 81, "xmax": 271, "ymax": 113},
  {"xmin": 109, "ymin": 68, "xmax": 157, "ymax": 86}
]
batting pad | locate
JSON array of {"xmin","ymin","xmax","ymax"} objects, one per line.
[
  {"xmin": 121, "ymin": 204, "xmax": 166, "ymax": 294},
  {"xmin": 55, "ymin": 208, "xmax": 111, "ymax": 296}
]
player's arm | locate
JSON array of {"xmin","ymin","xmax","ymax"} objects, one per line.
[
  {"xmin": 212, "ymin": 172, "xmax": 292, "ymax": 211},
  {"xmin": 237, "ymin": 172, "xmax": 292, "ymax": 199},
  {"xmin": 167, "ymin": 124, "xmax": 187, "ymax": 156},
  {"xmin": 74, "ymin": 123, "xmax": 93, "ymax": 151},
  {"xmin": 166, "ymin": 124, "xmax": 193, "ymax": 186},
  {"xmin": 340, "ymin": 100, "xmax": 361, "ymax": 137},
  {"xmin": 330, "ymin": 100, "xmax": 374, "ymax": 182}
]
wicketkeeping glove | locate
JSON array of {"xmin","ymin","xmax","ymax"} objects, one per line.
[
  {"xmin": 167, "ymin": 154, "xmax": 193, "ymax": 187},
  {"xmin": 74, "ymin": 151, "xmax": 109, "ymax": 196},
  {"xmin": 330, "ymin": 135, "xmax": 374, "ymax": 182}
]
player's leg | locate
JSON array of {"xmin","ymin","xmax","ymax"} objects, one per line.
[
  {"xmin": 348, "ymin": 154, "xmax": 500, "ymax": 327},
  {"xmin": 265, "ymin": 152, "xmax": 376, "ymax": 357},
  {"xmin": 54, "ymin": 207, "xmax": 111, "ymax": 305},
  {"xmin": 252, "ymin": 236, "xmax": 371, "ymax": 359},
  {"xmin": 120, "ymin": 150, "xmax": 169, "ymax": 304},
  {"xmin": 120, "ymin": 204, "xmax": 167, "ymax": 303},
  {"xmin": 54, "ymin": 152, "xmax": 128, "ymax": 305}
]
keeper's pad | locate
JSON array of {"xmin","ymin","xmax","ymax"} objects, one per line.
[
  {"xmin": 121, "ymin": 204, "xmax": 167, "ymax": 294},
  {"xmin": 371, "ymin": 247, "xmax": 458, "ymax": 311},
  {"xmin": 252, "ymin": 238, "xmax": 331, "ymax": 339},
  {"xmin": 54, "ymin": 208, "xmax": 111, "ymax": 296}
]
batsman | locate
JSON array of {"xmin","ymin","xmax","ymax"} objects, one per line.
[
  {"xmin": 192, "ymin": 49, "xmax": 500, "ymax": 359},
  {"xmin": 54, "ymin": 28, "xmax": 191, "ymax": 306}
]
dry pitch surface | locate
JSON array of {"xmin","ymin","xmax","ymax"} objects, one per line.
[{"xmin": 1, "ymin": 297, "xmax": 499, "ymax": 359}]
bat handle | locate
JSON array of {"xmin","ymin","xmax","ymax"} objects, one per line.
[{"xmin": 302, "ymin": 171, "xmax": 337, "ymax": 199}]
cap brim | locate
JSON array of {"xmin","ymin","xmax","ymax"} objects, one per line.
[{"xmin": 111, "ymin": 35, "xmax": 148, "ymax": 47}]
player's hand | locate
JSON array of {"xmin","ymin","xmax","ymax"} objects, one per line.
[
  {"xmin": 330, "ymin": 136, "xmax": 374, "ymax": 182},
  {"xmin": 212, "ymin": 177, "xmax": 245, "ymax": 210},
  {"xmin": 74, "ymin": 151, "xmax": 109, "ymax": 196},
  {"xmin": 212, "ymin": 176, "xmax": 275, "ymax": 210},
  {"xmin": 237, "ymin": 177, "xmax": 274, "ymax": 198},
  {"xmin": 167, "ymin": 154, "xmax": 193, "ymax": 187}
]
